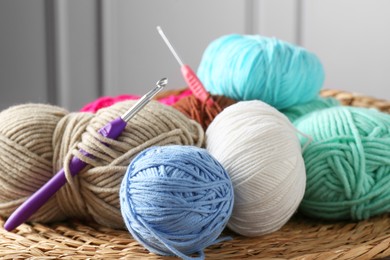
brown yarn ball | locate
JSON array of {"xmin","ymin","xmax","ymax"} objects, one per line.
[
  {"xmin": 0, "ymin": 101, "xmax": 204, "ymax": 228},
  {"xmin": 173, "ymin": 94, "xmax": 236, "ymax": 130}
]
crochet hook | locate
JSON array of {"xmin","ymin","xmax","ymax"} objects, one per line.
[
  {"xmin": 4, "ymin": 78, "xmax": 168, "ymax": 231},
  {"xmin": 157, "ymin": 26, "xmax": 214, "ymax": 106}
]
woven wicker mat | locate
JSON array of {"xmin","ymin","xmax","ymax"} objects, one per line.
[{"xmin": 1, "ymin": 89, "xmax": 390, "ymax": 260}]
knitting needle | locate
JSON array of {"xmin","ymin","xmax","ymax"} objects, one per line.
[
  {"xmin": 156, "ymin": 26, "xmax": 214, "ymax": 106},
  {"xmin": 4, "ymin": 78, "xmax": 168, "ymax": 231}
]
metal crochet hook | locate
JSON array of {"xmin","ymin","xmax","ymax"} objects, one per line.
[
  {"xmin": 4, "ymin": 78, "xmax": 168, "ymax": 231},
  {"xmin": 157, "ymin": 26, "xmax": 214, "ymax": 106}
]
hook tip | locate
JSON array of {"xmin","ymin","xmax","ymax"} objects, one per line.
[{"xmin": 157, "ymin": 78, "xmax": 168, "ymax": 87}]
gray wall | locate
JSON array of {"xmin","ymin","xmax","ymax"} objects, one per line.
[
  {"xmin": 0, "ymin": 0, "xmax": 48, "ymax": 108},
  {"xmin": 302, "ymin": 0, "xmax": 390, "ymax": 95},
  {"xmin": 0, "ymin": 0, "xmax": 389, "ymax": 111}
]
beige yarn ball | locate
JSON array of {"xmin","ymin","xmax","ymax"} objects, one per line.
[{"xmin": 0, "ymin": 101, "xmax": 204, "ymax": 228}]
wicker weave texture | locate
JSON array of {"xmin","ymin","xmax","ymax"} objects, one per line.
[
  {"xmin": 1, "ymin": 214, "xmax": 390, "ymax": 259},
  {"xmin": 1, "ymin": 89, "xmax": 390, "ymax": 260}
]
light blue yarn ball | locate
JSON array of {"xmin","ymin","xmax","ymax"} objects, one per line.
[
  {"xmin": 197, "ymin": 34, "xmax": 325, "ymax": 109},
  {"xmin": 119, "ymin": 145, "xmax": 234, "ymax": 260}
]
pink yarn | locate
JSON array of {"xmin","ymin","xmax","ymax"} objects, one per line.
[
  {"xmin": 80, "ymin": 95, "xmax": 139, "ymax": 113},
  {"xmin": 80, "ymin": 89, "xmax": 192, "ymax": 113}
]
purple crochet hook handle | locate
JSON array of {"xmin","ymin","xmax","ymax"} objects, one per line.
[{"xmin": 4, "ymin": 78, "xmax": 167, "ymax": 231}]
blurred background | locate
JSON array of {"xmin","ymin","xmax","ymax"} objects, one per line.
[{"xmin": 0, "ymin": 0, "xmax": 389, "ymax": 111}]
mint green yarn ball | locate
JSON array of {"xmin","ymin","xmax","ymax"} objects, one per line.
[
  {"xmin": 295, "ymin": 106, "xmax": 390, "ymax": 220},
  {"xmin": 197, "ymin": 34, "xmax": 325, "ymax": 110},
  {"xmin": 281, "ymin": 96, "xmax": 340, "ymax": 123}
]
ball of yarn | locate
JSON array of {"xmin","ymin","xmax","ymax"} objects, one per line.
[
  {"xmin": 281, "ymin": 96, "xmax": 340, "ymax": 123},
  {"xmin": 173, "ymin": 94, "xmax": 236, "ymax": 130},
  {"xmin": 197, "ymin": 34, "xmax": 325, "ymax": 109},
  {"xmin": 295, "ymin": 106, "xmax": 390, "ymax": 220},
  {"xmin": 206, "ymin": 101, "xmax": 306, "ymax": 236},
  {"xmin": 120, "ymin": 145, "xmax": 234, "ymax": 259},
  {"xmin": 0, "ymin": 101, "xmax": 204, "ymax": 228},
  {"xmin": 80, "ymin": 89, "xmax": 193, "ymax": 113}
]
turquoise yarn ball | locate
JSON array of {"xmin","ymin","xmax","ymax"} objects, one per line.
[
  {"xmin": 119, "ymin": 145, "xmax": 234, "ymax": 260},
  {"xmin": 295, "ymin": 106, "xmax": 390, "ymax": 220},
  {"xmin": 281, "ymin": 96, "xmax": 340, "ymax": 123},
  {"xmin": 197, "ymin": 34, "xmax": 325, "ymax": 109}
]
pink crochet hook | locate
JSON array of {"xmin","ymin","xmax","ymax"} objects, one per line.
[
  {"xmin": 4, "ymin": 78, "xmax": 168, "ymax": 232},
  {"xmin": 157, "ymin": 26, "xmax": 214, "ymax": 106}
]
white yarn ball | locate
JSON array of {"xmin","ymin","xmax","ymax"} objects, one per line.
[{"xmin": 206, "ymin": 100, "xmax": 306, "ymax": 237}]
